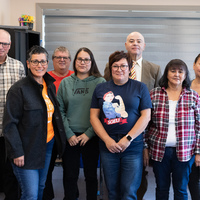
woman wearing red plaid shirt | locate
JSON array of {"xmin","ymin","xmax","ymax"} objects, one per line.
[{"xmin": 144, "ymin": 59, "xmax": 200, "ymax": 200}]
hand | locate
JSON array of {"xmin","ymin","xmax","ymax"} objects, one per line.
[
  {"xmin": 14, "ymin": 155, "xmax": 24, "ymax": 167},
  {"xmin": 117, "ymin": 136, "xmax": 131, "ymax": 152},
  {"xmin": 195, "ymin": 154, "xmax": 200, "ymax": 167},
  {"xmin": 68, "ymin": 135, "xmax": 80, "ymax": 146},
  {"xmin": 143, "ymin": 149, "xmax": 149, "ymax": 167},
  {"xmin": 105, "ymin": 138, "xmax": 122, "ymax": 153},
  {"xmin": 77, "ymin": 133, "xmax": 89, "ymax": 146}
]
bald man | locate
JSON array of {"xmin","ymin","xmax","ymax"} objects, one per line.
[
  {"xmin": 0, "ymin": 29, "xmax": 26, "ymax": 199},
  {"xmin": 104, "ymin": 32, "xmax": 162, "ymax": 200},
  {"xmin": 104, "ymin": 32, "xmax": 161, "ymax": 91}
]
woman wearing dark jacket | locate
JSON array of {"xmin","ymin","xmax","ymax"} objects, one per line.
[{"xmin": 3, "ymin": 45, "xmax": 66, "ymax": 200}]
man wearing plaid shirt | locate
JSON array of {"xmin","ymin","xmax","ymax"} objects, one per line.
[{"xmin": 0, "ymin": 29, "xmax": 26, "ymax": 199}]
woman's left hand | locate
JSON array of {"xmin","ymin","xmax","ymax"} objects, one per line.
[
  {"xmin": 14, "ymin": 155, "xmax": 25, "ymax": 167},
  {"xmin": 195, "ymin": 154, "xmax": 200, "ymax": 167},
  {"xmin": 117, "ymin": 136, "xmax": 131, "ymax": 152},
  {"xmin": 77, "ymin": 133, "xmax": 89, "ymax": 146}
]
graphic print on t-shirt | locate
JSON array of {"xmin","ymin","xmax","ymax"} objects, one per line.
[
  {"xmin": 43, "ymin": 94, "xmax": 54, "ymax": 123},
  {"xmin": 42, "ymin": 81, "xmax": 55, "ymax": 143},
  {"xmin": 103, "ymin": 91, "xmax": 128, "ymax": 125}
]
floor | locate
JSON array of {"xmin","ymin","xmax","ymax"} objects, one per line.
[
  {"xmin": 0, "ymin": 166, "xmax": 192, "ymax": 200},
  {"xmin": 52, "ymin": 166, "xmax": 192, "ymax": 200}
]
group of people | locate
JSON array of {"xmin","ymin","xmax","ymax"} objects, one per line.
[{"xmin": 0, "ymin": 27, "xmax": 200, "ymax": 200}]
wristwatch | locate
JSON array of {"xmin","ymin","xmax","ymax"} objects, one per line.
[{"xmin": 126, "ymin": 134, "xmax": 133, "ymax": 142}]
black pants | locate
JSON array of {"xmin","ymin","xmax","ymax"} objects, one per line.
[
  {"xmin": 137, "ymin": 166, "xmax": 148, "ymax": 200},
  {"xmin": 0, "ymin": 137, "xmax": 19, "ymax": 200},
  {"xmin": 188, "ymin": 163, "xmax": 200, "ymax": 200},
  {"xmin": 42, "ymin": 142, "xmax": 58, "ymax": 200},
  {"xmin": 62, "ymin": 134, "xmax": 99, "ymax": 200}
]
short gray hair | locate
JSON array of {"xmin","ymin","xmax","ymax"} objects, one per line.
[
  {"xmin": 27, "ymin": 45, "xmax": 49, "ymax": 61},
  {"xmin": 52, "ymin": 46, "xmax": 71, "ymax": 60}
]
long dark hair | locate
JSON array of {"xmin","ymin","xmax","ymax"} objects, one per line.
[
  {"xmin": 159, "ymin": 59, "xmax": 191, "ymax": 89},
  {"xmin": 73, "ymin": 47, "xmax": 102, "ymax": 77}
]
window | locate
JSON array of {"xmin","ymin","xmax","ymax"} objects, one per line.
[{"xmin": 42, "ymin": 7, "xmax": 200, "ymax": 78}]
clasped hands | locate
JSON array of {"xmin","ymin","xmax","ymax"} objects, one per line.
[
  {"xmin": 105, "ymin": 137, "xmax": 131, "ymax": 153},
  {"xmin": 68, "ymin": 133, "xmax": 89, "ymax": 146}
]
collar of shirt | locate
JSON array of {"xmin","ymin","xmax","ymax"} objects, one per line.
[
  {"xmin": 133, "ymin": 57, "xmax": 143, "ymax": 82},
  {"xmin": 0, "ymin": 55, "xmax": 8, "ymax": 65}
]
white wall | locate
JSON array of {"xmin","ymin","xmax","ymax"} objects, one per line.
[
  {"xmin": 0, "ymin": 0, "xmax": 10, "ymax": 25},
  {"xmin": 5, "ymin": 0, "xmax": 200, "ymax": 28}
]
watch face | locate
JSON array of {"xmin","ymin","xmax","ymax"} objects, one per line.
[{"xmin": 127, "ymin": 135, "xmax": 132, "ymax": 141}]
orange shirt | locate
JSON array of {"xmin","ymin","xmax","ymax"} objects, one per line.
[
  {"xmin": 48, "ymin": 70, "xmax": 74, "ymax": 94},
  {"xmin": 42, "ymin": 80, "xmax": 55, "ymax": 143}
]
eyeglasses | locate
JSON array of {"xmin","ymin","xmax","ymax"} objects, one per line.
[
  {"xmin": 76, "ymin": 57, "xmax": 91, "ymax": 64},
  {"xmin": 0, "ymin": 42, "xmax": 10, "ymax": 48},
  {"xmin": 53, "ymin": 56, "xmax": 71, "ymax": 61},
  {"xmin": 30, "ymin": 60, "xmax": 48, "ymax": 66},
  {"xmin": 112, "ymin": 65, "xmax": 128, "ymax": 71}
]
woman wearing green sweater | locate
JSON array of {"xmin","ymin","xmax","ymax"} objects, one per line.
[{"xmin": 57, "ymin": 47, "xmax": 105, "ymax": 200}]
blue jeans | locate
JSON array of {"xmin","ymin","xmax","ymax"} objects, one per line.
[
  {"xmin": 100, "ymin": 134, "xmax": 143, "ymax": 200},
  {"xmin": 152, "ymin": 147, "xmax": 194, "ymax": 200},
  {"xmin": 12, "ymin": 138, "xmax": 54, "ymax": 200}
]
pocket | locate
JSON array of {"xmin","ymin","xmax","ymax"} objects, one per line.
[{"xmin": 22, "ymin": 104, "xmax": 43, "ymax": 126}]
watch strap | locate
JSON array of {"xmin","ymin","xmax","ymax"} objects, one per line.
[{"xmin": 126, "ymin": 134, "xmax": 133, "ymax": 142}]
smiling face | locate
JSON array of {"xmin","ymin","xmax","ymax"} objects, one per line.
[
  {"xmin": 75, "ymin": 50, "xmax": 91, "ymax": 76},
  {"xmin": 111, "ymin": 58, "xmax": 130, "ymax": 85},
  {"xmin": 125, "ymin": 32, "xmax": 146, "ymax": 61},
  {"xmin": 167, "ymin": 66, "xmax": 186, "ymax": 88},
  {"xmin": 27, "ymin": 53, "xmax": 48, "ymax": 84},
  {"xmin": 53, "ymin": 50, "xmax": 71, "ymax": 73}
]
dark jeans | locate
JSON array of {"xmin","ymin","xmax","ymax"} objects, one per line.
[
  {"xmin": 0, "ymin": 137, "xmax": 19, "ymax": 200},
  {"xmin": 188, "ymin": 163, "xmax": 200, "ymax": 200},
  {"xmin": 153, "ymin": 147, "xmax": 194, "ymax": 200},
  {"xmin": 100, "ymin": 134, "xmax": 143, "ymax": 200},
  {"xmin": 42, "ymin": 142, "xmax": 58, "ymax": 200},
  {"xmin": 62, "ymin": 134, "xmax": 99, "ymax": 200}
]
